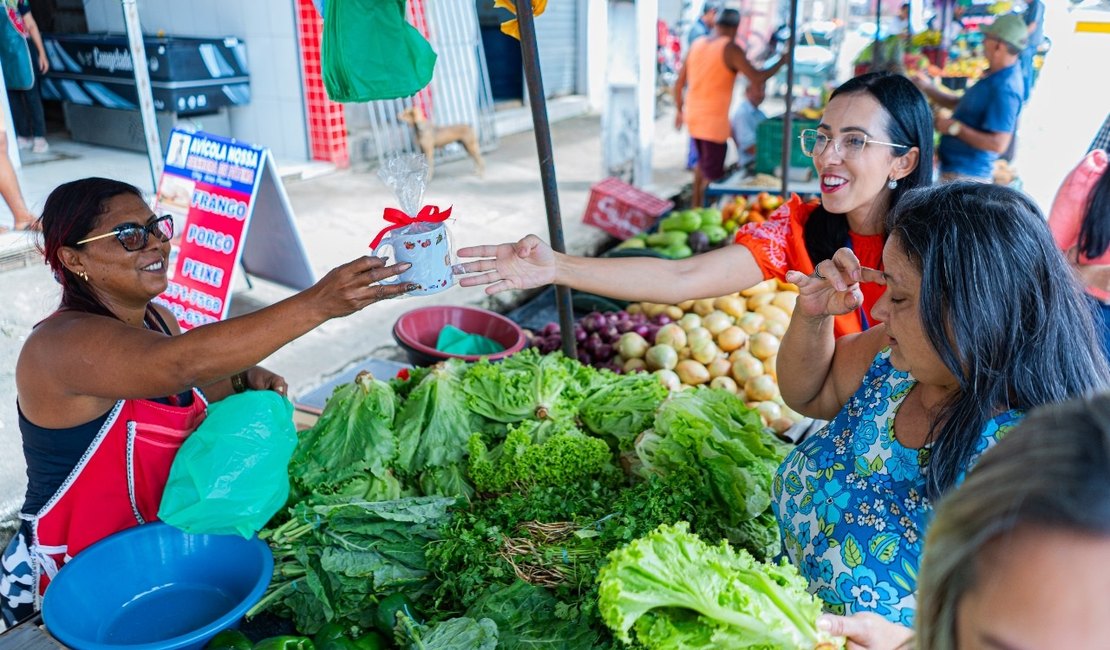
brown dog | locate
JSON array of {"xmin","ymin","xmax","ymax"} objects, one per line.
[{"xmin": 397, "ymin": 106, "xmax": 485, "ymax": 180}]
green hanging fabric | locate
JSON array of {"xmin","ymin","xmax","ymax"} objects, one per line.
[{"xmin": 322, "ymin": 0, "xmax": 437, "ymax": 102}]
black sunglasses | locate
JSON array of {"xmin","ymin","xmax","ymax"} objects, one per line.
[{"xmin": 75, "ymin": 215, "xmax": 175, "ymax": 252}]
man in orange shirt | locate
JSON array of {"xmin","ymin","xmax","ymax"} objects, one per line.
[{"xmin": 674, "ymin": 9, "xmax": 786, "ymax": 207}]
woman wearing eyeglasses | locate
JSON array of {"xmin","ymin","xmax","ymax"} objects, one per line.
[
  {"xmin": 456, "ymin": 72, "xmax": 934, "ymax": 339},
  {"xmin": 0, "ymin": 178, "xmax": 414, "ymax": 627}
]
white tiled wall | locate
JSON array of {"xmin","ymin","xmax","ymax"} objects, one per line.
[{"xmin": 84, "ymin": 0, "xmax": 309, "ymax": 162}]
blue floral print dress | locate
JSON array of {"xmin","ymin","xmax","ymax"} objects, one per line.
[{"xmin": 772, "ymin": 348, "xmax": 1022, "ymax": 626}]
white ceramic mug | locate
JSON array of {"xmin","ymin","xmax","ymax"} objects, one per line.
[{"xmin": 371, "ymin": 222, "xmax": 454, "ymax": 296}]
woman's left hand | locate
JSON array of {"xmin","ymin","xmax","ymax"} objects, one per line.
[
  {"xmin": 817, "ymin": 613, "xmax": 913, "ymax": 650},
  {"xmin": 244, "ymin": 366, "xmax": 288, "ymax": 397},
  {"xmin": 785, "ymin": 247, "xmax": 885, "ymax": 321}
]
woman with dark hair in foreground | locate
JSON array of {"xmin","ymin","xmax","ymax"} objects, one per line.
[{"xmin": 774, "ymin": 181, "xmax": 1110, "ymax": 627}]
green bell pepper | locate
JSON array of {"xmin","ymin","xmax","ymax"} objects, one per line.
[
  {"xmin": 206, "ymin": 630, "xmax": 252, "ymax": 650},
  {"xmin": 253, "ymin": 636, "xmax": 316, "ymax": 650},
  {"xmin": 374, "ymin": 592, "xmax": 418, "ymax": 637},
  {"xmin": 351, "ymin": 631, "xmax": 387, "ymax": 650}
]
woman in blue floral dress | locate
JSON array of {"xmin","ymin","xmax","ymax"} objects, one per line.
[{"xmin": 773, "ymin": 182, "xmax": 1110, "ymax": 633}]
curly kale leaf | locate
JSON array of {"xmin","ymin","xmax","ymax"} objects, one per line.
[{"xmin": 467, "ymin": 421, "xmax": 615, "ymax": 494}]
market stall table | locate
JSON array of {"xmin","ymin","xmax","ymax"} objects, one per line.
[{"xmin": 0, "ymin": 615, "xmax": 64, "ymax": 649}]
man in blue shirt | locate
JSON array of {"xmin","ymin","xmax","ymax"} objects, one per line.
[
  {"xmin": 1020, "ymin": 0, "xmax": 1045, "ymax": 101},
  {"xmin": 686, "ymin": 2, "xmax": 721, "ymax": 49},
  {"xmin": 913, "ymin": 14, "xmax": 1027, "ymax": 182}
]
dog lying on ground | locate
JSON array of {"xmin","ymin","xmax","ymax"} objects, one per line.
[{"xmin": 397, "ymin": 106, "xmax": 485, "ymax": 180}]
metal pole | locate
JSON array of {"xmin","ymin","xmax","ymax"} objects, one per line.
[
  {"xmin": 781, "ymin": 0, "xmax": 799, "ymax": 198},
  {"xmin": 873, "ymin": 0, "xmax": 883, "ymax": 68},
  {"xmin": 121, "ymin": 0, "xmax": 162, "ymax": 189},
  {"xmin": 515, "ymin": 0, "xmax": 576, "ymax": 359}
]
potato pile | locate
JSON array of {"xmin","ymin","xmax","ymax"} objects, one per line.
[{"xmin": 619, "ymin": 279, "xmax": 804, "ymax": 433}]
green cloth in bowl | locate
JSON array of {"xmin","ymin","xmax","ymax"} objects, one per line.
[{"xmin": 435, "ymin": 324, "xmax": 505, "ymax": 355}]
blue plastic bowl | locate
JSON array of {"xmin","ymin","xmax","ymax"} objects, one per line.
[{"xmin": 42, "ymin": 522, "xmax": 273, "ymax": 650}]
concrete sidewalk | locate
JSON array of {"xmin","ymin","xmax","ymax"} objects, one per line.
[{"xmin": 0, "ymin": 112, "xmax": 691, "ymax": 526}]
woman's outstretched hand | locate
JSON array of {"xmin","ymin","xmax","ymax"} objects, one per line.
[
  {"xmin": 785, "ymin": 247, "xmax": 885, "ymax": 320},
  {"xmin": 308, "ymin": 256, "xmax": 416, "ymax": 319},
  {"xmin": 456, "ymin": 235, "xmax": 557, "ymax": 295}
]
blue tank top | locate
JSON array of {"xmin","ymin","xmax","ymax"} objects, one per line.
[{"xmin": 771, "ymin": 348, "xmax": 1022, "ymax": 626}]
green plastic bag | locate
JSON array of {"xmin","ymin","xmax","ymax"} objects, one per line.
[
  {"xmin": 322, "ymin": 0, "xmax": 437, "ymax": 102},
  {"xmin": 435, "ymin": 325, "xmax": 504, "ymax": 356},
  {"xmin": 158, "ymin": 391, "xmax": 297, "ymax": 538}
]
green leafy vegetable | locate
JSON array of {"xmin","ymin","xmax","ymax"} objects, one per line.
[
  {"xmin": 467, "ymin": 422, "xmax": 615, "ymax": 494},
  {"xmin": 598, "ymin": 523, "xmax": 843, "ymax": 649},
  {"xmin": 395, "ymin": 361, "xmax": 482, "ymax": 481},
  {"xmin": 461, "ymin": 349, "xmax": 589, "ymax": 424},
  {"xmin": 578, "ymin": 372, "xmax": 668, "ymax": 447},
  {"xmin": 466, "ymin": 581, "xmax": 600, "ymax": 649},
  {"xmin": 397, "ymin": 615, "xmax": 498, "ymax": 650},
  {"xmin": 291, "ymin": 372, "xmax": 398, "ymax": 491},
  {"xmin": 251, "ymin": 496, "xmax": 455, "ymax": 634},
  {"xmin": 642, "ymin": 389, "xmax": 789, "ymax": 524}
]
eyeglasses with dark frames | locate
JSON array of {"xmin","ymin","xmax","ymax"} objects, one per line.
[
  {"xmin": 799, "ymin": 129, "xmax": 909, "ymax": 160},
  {"xmin": 75, "ymin": 215, "xmax": 175, "ymax": 252}
]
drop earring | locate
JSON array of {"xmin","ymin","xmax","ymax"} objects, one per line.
[
  {"xmin": 78, "ymin": 270, "xmax": 89, "ymax": 281},
  {"xmin": 887, "ymin": 177, "xmax": 898, "ymax": 190}
]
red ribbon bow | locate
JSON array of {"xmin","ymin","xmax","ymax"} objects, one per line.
[{"xmin": 368, "ymin": 204, "xmax": 453, "ymax": 249}]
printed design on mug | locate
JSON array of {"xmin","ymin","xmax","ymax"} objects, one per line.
[
  {"xmin": 435, "ymin": 232, "xmax": 444, "ymax": 245},
  {"xmin": 420, "ymin": 238, "xmax": 431, "ymax": 248},
  {"xmin": 403, "ymin": 241, "xmax": 417, "ymax": 250}
]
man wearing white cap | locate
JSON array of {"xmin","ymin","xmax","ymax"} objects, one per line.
[{"xmin": 913, "ymin": 14, "xmax": 1027, "ymax": 182}]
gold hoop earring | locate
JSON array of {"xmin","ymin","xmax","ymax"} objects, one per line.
[{"xmin": 78, "ymin": 270, "xmax": 89, "ymax": 282}]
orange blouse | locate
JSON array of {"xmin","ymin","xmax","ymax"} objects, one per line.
[{"xmin": 733, "ymin": 195, "xmax": 886, "ymax": 337}]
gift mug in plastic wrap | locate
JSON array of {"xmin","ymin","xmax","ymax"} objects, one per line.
[{"xmin": 371, "ymin": 221, "xmax": 454, "ymax": 295}]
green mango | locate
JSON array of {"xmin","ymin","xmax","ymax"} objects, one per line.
[
  {"xmin": 645, "ymin": 232, "xmax": 670, "ymax": 247},
  {"xmin": 616, "ymin": 236, "xmax": 647, "ymax": 249},
  {"xmin": 702, "ymin": 224, "xmax": 729, "ymax": 244},
  {"xmin": 660, "ymin": 211, "xmax": 702, "ymax": 233},
  {"xmin": 663, "ymin": 244, "xmax": 693, "ymax": 259},
  {"xmin": 698, "ymin": 209, "xmax": 722, "ymax": 228}
]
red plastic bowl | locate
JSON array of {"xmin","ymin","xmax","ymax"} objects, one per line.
[{"xmin": 393, "ymin": 305, "xmax": 526, "ymax": 367}]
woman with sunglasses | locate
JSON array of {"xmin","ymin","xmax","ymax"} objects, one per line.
[
  {"xmin": 0, "ymin": 178, "xmax": 414, "ymax": 627},
  {"xmin": 456, "ymin": 72, "xmax": 933, "ymax": 339}
]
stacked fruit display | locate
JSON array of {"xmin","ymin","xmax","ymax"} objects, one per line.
[
  {"xmin": 720, "ymin": 192, "xmax": 787, "ymax": 232},
  {"xmin": 614, "ymin": 207, "xmax": 730, "ymax": 259},
  {"xmin": 613, "ymin": 193, "xmax": 791, "ymax": 260},
  {"xmin": 618, "ymin": 279, "xmax": 804, "ymax": 433}
]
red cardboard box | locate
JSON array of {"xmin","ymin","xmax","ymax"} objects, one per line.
[{"xmin": 582, "ymin": 177, "xmax": 674, "ymax": 240}]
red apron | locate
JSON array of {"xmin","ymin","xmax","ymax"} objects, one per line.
[{"xmin": 28, "ymin": 392, "xmax": 207, "ymax": 603}]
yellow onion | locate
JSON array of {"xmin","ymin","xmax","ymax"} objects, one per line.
[
  {"xmin": 675, "ymin": 359, "xmax": 711, "ymax": 385},
  {"xmin": 730, "ymin": 353, "xmax": 764, "ymax": 383},
  {"xmin": 713, "ymin": 295, "xmax": 747, "ymax": 318},
  {"xmin": 710, "ymin": 375, "xmax": 739, "ymax": 393},
  {"xmin": 654, "ymin": 368, "xmax": 682, "ymax": 391},
  {"xmin": 716, "ymin": 326, "xmax": 748, "ymax": 352},
  {"xmin": 702, "ymin": 310, "xmax": 733, "ymax": 335},
  {"xmin": 645, "ymin": 344, "xmax": 679, "ymax": 371},
  {"xmin": 655, "ymin": 324, "xmax": 687, "ymax": 349},
  {"xmin": 745, "ymin": 374, "xmax": 779, "ymax": 401},
  {"xmin": 749, "ymin": 332, "xmax": 781, "ymax": 360}
]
